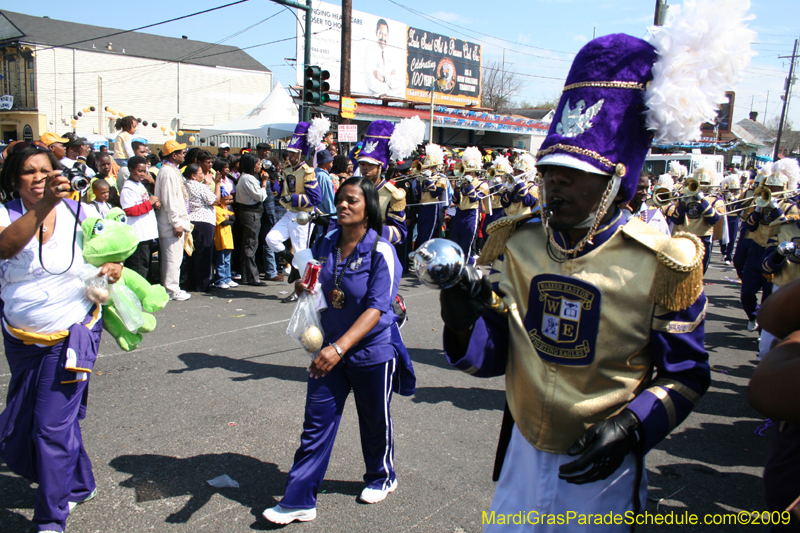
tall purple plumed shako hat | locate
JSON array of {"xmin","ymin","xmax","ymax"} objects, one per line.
[
  {"xmin": 357, "ymin": 120, "xmax": 395, "ymax": 170},
  {"xmin": 537, "ymin": 34, "xmax": 658, "ymax": 204},
  {"xmin": 286, "ymin": 122, "xmax": 311, "ymax": 155}
]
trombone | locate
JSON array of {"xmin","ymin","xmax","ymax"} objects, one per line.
[
  {"xmin": 725, "ymin": 186, "xmax": 798, "ymax": 215},
  {"xmin": 651, "ymin": 178, "xmax": 700, "ymax": 208}
]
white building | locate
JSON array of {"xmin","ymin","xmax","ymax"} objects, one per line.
[{"xmin": 0, "ymin": 10, "xmax": 272, "ymax": 146}]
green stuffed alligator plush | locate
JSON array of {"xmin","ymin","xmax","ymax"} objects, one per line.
[{"xmin": 82, "ymin": 208, "xmax": 169, "ymax": 351}]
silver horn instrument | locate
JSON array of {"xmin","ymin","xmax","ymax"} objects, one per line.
[{"xmin": 408, "ymin": 238, "xmax": 467, "ymax": 289}]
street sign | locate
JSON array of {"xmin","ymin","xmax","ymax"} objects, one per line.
[
  {"xmin": 338, "ymin": 124, "xmax": 358, "ymax": 142},
  {"xmin": 340, "ymin": 97, "xmax": 357, "ymax": 119}
]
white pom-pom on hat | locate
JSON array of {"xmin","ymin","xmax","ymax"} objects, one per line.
[
  {"xmin": 307, "ymin": 116, "xmax": 331, "ymax": 148},
  {"xmin": 461, "ymin": 146, "xmax": 482, "ymax": 170},
  {"xmin": 423, "ymin": 144, "xmax": 445, "ymax": 168},
  {"xmin": 645, "ymin": 0, "xmax": 756, "ymax": 143},
  {"xmin": 657, "ymin": 174, "xmax": 675, "ymax": 189},
  {"xmin": 389, "ymin": 116, "xmax": 426, "ymax": 161},
  {"xmin": 771, "ymin": 158, "xmax": 800, "ymax": 191},
  {"xmin": 492, "ymin": 155, "xmax": 513, "ymax": 175}
]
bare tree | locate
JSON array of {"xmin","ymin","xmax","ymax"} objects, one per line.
[
  {"xmin": 481, "ymin": 59, "xmax": 526, "ymax": 111},
  {"xmin": 766, "ymin": 117, "xmax": 800, "ymax": 156}
]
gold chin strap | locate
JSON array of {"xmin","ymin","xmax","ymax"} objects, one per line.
[{"xmin": 542, "ymin": 176, "xmax": 620, "ymax": 257}]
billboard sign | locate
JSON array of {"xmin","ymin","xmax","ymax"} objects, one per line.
[
  {"xmin": 297, "ymin": 2, "xmax": 481, "ymax": 107},
  {"xmin": 406, "ymin": 28, "xmax": 481, "ymax": 106}
]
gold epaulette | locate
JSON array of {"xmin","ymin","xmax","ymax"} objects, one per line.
[
  {"xmin": 383, "ymin": 181, "xmax": 406, "ymax": 211},
  {"xmin": 477, "ymin": 212, "xmax": 539, "ymax": 265},
  {"xmin": 621, "ymin": 218, "xmax": 704, "ymax": 312}
]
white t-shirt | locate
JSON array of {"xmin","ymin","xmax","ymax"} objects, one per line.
[
  {"xmin": 0, "ymin": 201, "xmax": 101, "ymax": 334},
  {"xmin": 120, "ymin": 180, "xmax": 159, "ymax": 242}
]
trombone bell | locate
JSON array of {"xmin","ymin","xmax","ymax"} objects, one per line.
[
  {"xmin": 754, "ymin": 186, "xmax": 771, "ymax": 208},
  {"xmin": 684, "ymin": 178, "xmax": 700, "ymax": 196},
  {"xmin": 411, "ymin": 160, "xmax": 423, "ymax": 174},
  {"xmin": 652, "ymin": 187, "xmax": 673, "ymax": 208},
  {"xmin": 454, "ymin": 162, "xmax": 466, "ymax": 178}
]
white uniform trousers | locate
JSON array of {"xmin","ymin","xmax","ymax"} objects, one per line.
[
  {"xmin": 266, "ymin": 211, "xmax": 311, "ymax": 254},
  {"xmin": 485, "ymin": 424, "xmax": 647, "ymax": 533},
  {"xmin": 158, "ymin": 233, "xmax": 185, "ymax": 295}
]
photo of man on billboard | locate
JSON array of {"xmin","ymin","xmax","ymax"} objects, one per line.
[{"xmin": 362, "ymin": 18, "xmax": 404, "ymax": 98}]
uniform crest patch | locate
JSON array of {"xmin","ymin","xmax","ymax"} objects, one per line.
[
  {"xmin": 287, "ymin": 176, "xmax": 296, "ymax": 192},
  {"xmin": 524, "ymin": 274, "xmax": 601, "ymax": 365}
]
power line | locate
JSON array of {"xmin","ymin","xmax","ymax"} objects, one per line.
[
  {"xmin": 33, "ymin": 0, "xmax": 253, "ymax": 53},
  {"xmin": 385, "ymin": 0, "xmax": 575, "ymax": 63}
]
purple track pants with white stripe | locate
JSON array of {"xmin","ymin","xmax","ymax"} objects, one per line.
[{"xmin": 280, "ymin": 358, "xmax": 397, "ymax": 509}]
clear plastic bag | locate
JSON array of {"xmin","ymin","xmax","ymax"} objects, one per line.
[
  {"xmin": 81, "ymin": 265, "xmax": 111, "ymax": 305},
  {"xmin": 286, "ymin": 290, "xmax": 326, "ymax": 359},
  {"xmin": 109, "ymin": 282, "xmax": 145, "ymax": 333}
]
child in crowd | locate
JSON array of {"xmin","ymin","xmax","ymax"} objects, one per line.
[
  {"xmin": 89, "ymin": 180, "xmax": 112, "ymax": 218},
  {"xmin": 120, "ymin": 155, "xmax": 161, "ymax": 279},
  {"xmin": 214, "ymin": 192, "xmax": 237, "ymax": 289}
]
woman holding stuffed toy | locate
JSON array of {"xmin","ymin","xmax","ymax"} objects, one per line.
[
  {"xmin": 262, "ymin": 176, "xmax": 415, "ymax": 525},
  {"xmin": 0, "ymin": 141, "xmax": 123, "ymax": 533}
]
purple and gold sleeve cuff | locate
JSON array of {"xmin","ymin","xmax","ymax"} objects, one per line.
[
  {"xmin": 627, "ymin": 295, "xmax": 710, "ymax": 453},
  {"xmin": 442, "ymin": 311, "xmax": 509, "ymax": 378}
]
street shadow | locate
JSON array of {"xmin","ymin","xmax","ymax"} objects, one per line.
[
  {"xmin": 109, "ymin": 452, "xmax": 362, "ymax": 527},
  {"xmin": 645, "ymin": 462, "xmax": 767, "ymax": 525},
  {"xmin": 0, "ymin": 466, "xmax": 36, "ymax": 532},
  {"xmin": 407, "ymin": 347, "xmax": 452, "ymax": 371},
  {"xmin": 658, "ymin": 420, "xmax": 770, "ymax": 469},
  {"xmin": 412, "ymin": 385, "xmax": 505, "ymax": 411},
  {"xmin": 169, "ymin": 352, "xmax": 308, "ymax": 383}
]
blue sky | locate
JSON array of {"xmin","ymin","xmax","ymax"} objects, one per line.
[{"xmin": 15, "ymin": 0, "xmax": 800, "ymax": 126}]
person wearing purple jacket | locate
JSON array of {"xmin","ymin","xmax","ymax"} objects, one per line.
[
  {"xmin": 263, "ymin": 176, "xmax": 414, "ymax": 525},
  {"xmin": 434, "ymin": 5, "xmax": 754, "ymax": 524}
]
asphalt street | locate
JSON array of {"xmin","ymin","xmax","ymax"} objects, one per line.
[{"xmin": 0, "ymin": 248, "xmax": 775, "ymax": 532}]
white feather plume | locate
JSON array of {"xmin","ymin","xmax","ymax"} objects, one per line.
[
  {"xmin": 424, "ymin": 144, "xmax": 445, "ymax": 167},
  {"xmin": 514, "ymin": 153, "xmax": 537, "ymax": 174},
  {"xmin": 668, "ymin": 161, "xmax": 688, "ymax": 177},
  {"xmin": 657, "ymin": 174, "xmax": 674, "ymax": 189},
  {"xmin": 720, "ymin": 175, "xmax": 738, "ymax": 190},
  {"xmin": 645, "ymin": 0, "xmax": 755, "ymax": 143},
  {"xmin": 492, "ymin": 156, "xmax": 513, "ymax": 175},
  {"xmin": 461, "ymin": 146, "xmax": 483, "ymax": 170},
  {"xmin": 756, "ymin": 162, "xmax": 773, "ymax": 182},
  {"xmin": 773, "ymin": 158, "xmax": 800, "ymax": 191},
  {"xmin": 389, "ymin": 116, "xmax": 426, "ymax": 161},
  {"xmin": 307, "ymin": 116, "xmax": 331, "ymax": 148}
]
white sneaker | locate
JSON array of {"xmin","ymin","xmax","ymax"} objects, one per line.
[
  {"xmin": 227, "ymin": 280, "xmax": 239, "ymax": 287},
  {"xmin": 169, "ymin": 290, "xmax": 191, "ymax": 301},
  {"xmin": 68, "ymin": 487, "xmax": 97, "ymax": 513},
  {"xmin": 262, "ymin": 504, "xmax": 316, "ymax": 524},
  {"xmin": 747, "ymin": 320, "xmax": 758, "ymax": 332},
  {"xmin": 213, "ymin": 282, "xmax": 230, "ymax": 289},
  {"xmin": 724, "ymin": 260, "xmax": 732, "ymax": 265},
  {"xmin": 358, "ymin": 479, "xmax": 397, "ymax": 504}
]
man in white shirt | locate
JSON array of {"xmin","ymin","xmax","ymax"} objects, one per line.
[
  {"xmin": 60, "ymin": 134, "xmax": 96, "ymax": 178},
  {"xmin": 364, "ymin": 19, "xmax": 402, "ymax": 97},
  {"xmin": 154, "ymin": 140, "xmax": 191, "ymax": 301}
]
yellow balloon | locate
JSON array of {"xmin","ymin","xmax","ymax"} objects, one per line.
[
  {"xmin": 83, "ymin": 107, "xmax": 90, "ymax": 113},
  {"xmin": 160, "ymin": 126, "xmax": 166, "ymax": 132},
  {"xmin": 107, "ymin": 108, "xmax": 115, "ymax": 114},
  {"xmin": 70, "ymin": 120, "xmax": 77, "ymax": 126},
  {"xmin": 189, "ymin": 136, "xmax": 196, "ymax": 143},
  {"xmin": 169, "ymin": 131, "xmax": 175, "ymax": 136},
  {"xmin": 178, "ymin": 130, "xmax": 184, "ymax": 136},
  {"xmin": 117, "ymin": 111, "xmax": 125, "ymax": 117}
]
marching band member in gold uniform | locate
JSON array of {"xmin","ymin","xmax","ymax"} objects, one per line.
[{"xmin": 438, "ymin": 2, "xmax": 753, "ymax": 528}]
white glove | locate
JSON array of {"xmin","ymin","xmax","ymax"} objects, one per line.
[{"xmin": 696, "ymin": 191, "xmax": 705, "ymax": 202}]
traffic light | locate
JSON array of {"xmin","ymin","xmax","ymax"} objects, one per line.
[{"xmin": 304, "ymin": 66, "xmax": 331, "ymax": 105}]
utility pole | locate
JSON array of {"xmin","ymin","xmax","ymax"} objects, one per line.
[
  {"xmin": 774, "ymin": 39, "xmax": 798, "ymax": 160},
  {"xmin": 339, "ymin": 0, "xmax": 352, "ymax": 125},
  {"xmin": 271, "ymin": 0, "xmax": 313, "ymax": 121}
]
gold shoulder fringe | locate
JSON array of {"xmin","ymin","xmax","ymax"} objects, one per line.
[
  {"xmin": 477, "ymin": 213, "xmax": 536, "ymax": 265},
  {"xmin": 621, "ymin": 221, "xmax": 704, "ymax": 312},
  {"xmin": 391, "ymin": 195, "xmax": 407, "ymax": 212}
]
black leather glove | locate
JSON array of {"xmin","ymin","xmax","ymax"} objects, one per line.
[
  {"xmin": 311, "ymin": 215, "xmax": 330, "ymax": 227},
  {"xmin": 558, "ymin": 409, "xmax": 643, "ymax": 485},
  {"xmin": 440, "ymin": 265, "xmax": 493, "ymax": 331}
]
